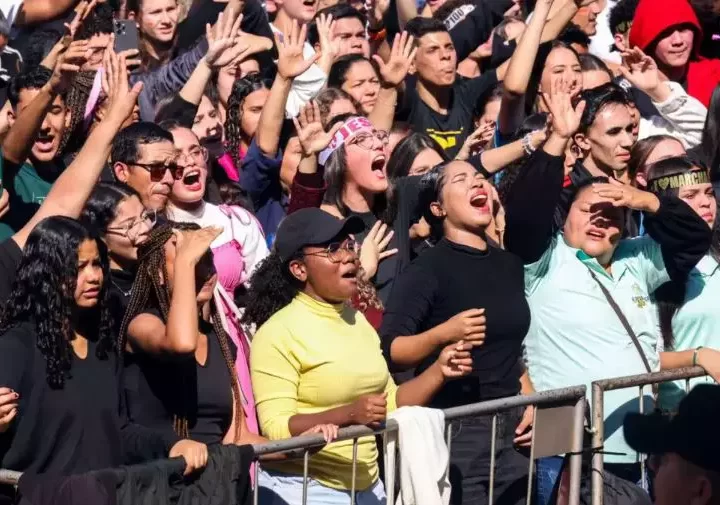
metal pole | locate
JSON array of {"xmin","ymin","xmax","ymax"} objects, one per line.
[
  {"xmin": 591, "ymin": 383, "xmax": 604, "ymax": 505},
  {"xmin": 525, "ymin": 407, "xmax": 537, "ymax": 505},
  {"xmin": 351, "ymin": 437, "xmax": 358, "ymax": 505},
  {"xmin": 488, "ymin": 414, "xmax": 498, "ymax": 505},
  {"xmin": 302, "ymin": 450, "xmax": 309, "ymax": 505},
  {"xmin": 568, "ymin": 396, "xmax": 585, "ymax": 505},
  {"xmin": 253, "ymin": 462, "xmax": 259, "ymax": 505}
]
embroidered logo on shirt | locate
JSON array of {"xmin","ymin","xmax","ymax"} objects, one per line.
[
  {"xmin": 631, "ymin": 283, "xmax": 649, "ymax": 309},
  {"xmin": 426, "ymin": 128, "xmax": 464, "ymax": 151}
]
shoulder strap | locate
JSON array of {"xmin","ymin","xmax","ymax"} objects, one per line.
[{"xmin": 587, "ymin": 269, "xmax": 653, "ymax": 375}]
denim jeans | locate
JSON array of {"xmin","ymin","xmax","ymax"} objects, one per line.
[
  {"xmin": 257, "ymin": 468, "xmax": 387, "ymax": 505},
  {"xmin": 448, "ymin": 407, "xmax": 529, "ymax": 505}
]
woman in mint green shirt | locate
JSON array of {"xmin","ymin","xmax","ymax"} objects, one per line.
[{"xmin": 647, "ymin": 156, "xmax": 720, "ymax": 410}]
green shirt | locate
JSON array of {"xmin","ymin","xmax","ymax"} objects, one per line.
[
  {"xmin": 524, "ymin": 233, "xmax": 666, "ymax": 464},
  {"xmin": 0, "ymin": 156, "xmax": 52, "ymax": 239},
  {"xmin": 657, "ymin": 254, "xmax": 720, "ymax": 410}
]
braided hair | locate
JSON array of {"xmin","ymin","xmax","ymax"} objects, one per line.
[
  {"xmin": 0, "ymin": 216, "xmax": 114, "ymax": 389},
  {"xmin": 59, "ymin": 70, "xmax": 98, "ymax": 155},
  {"xmin": 118, "ymin": 222, "xmax": 242, "ymax": 441},
  {"xmin": 224, "ymin": 74, "xmax": 271, "ymax": 170}
]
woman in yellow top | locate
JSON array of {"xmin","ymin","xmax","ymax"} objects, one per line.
[{"xmin": 245, "ymin": 208, "xmax": 472, "ymax": 504}]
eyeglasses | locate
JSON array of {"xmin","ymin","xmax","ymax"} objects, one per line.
[
  {"xmin": 349, "ymin": 131, "xmax": 390, "ymax": 150},
  {"xmin": 303, "ymin": 239, "xmax": 359, "ymax": 263},
  {"xmin": 177, "ymin": 146, "xmax": 208, "ymax": 169},
  {"xmin": 106, "ymin": 209, "xmax": 157, "ymax": 243},
  {"xmin": 132, "ymin": 161, "xmax": 180, "ymax": 181}
]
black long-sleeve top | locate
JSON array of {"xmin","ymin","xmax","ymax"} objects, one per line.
[
  {"xmin": 503, "ymin": 150, "xmax": 712, "ymax": 279},
  {"xmin": 379, "ymin": 238, "xmax": 530, "ymax": 407},
  {"xmin": 0, "ymin": 321, "xmax": 175, "ymax": 493}
]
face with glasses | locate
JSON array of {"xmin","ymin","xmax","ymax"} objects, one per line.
[
  {"xmin": 114, "ymin": 140, "xmax": 177, "ymax": 211},
  {"xmin": 170, "ymin": 127, "xmax": 209, "ymax": 204},
  {"xmin": 288, "ymin": 236, "xmax": 360, "ymax": 303},
  {"xmin": 104, "ymin": 195, "xmax": 155, "ymax": 264},
  {"xmin": 343, "ymin": 126, "xmax": 390, "ymax": 194}
]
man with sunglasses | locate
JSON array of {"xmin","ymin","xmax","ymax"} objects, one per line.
[{"xmin": 111, "ymin": 121, "xmax": 179, "ymax": 212}]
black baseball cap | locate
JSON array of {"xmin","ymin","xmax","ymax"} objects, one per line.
[
  {"xmin": 275, "ymin": 208, "xmax": 365, "ymax": 263},
  {"xmin": 623, "ymin": 384, "xmax": 720, "ymax": 472}
]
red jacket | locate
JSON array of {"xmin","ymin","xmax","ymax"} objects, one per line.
[{"xmin": 629, "ymin": 0, "xmax": 720, "ymax": 106}]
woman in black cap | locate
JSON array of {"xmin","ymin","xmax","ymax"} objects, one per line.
[{"xmin": 245, "ymin": 207, "xmax": 474, "ymax": 504}]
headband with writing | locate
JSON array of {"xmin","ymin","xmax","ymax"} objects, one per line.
[
  {"xmin": 318, "ymin": 117, "xmax": 374, "ymax": 166},
  {"xmin": 648, "ymin": 170, "xmax": 710, "ymax": 193}
]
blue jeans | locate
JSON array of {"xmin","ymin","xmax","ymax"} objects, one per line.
[{"xmin": 258, "ymin": 468, "xmax": 386, "ymax": 505}]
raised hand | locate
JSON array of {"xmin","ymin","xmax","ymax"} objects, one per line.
[
  {"xmin": 0, "ymin": 387, "xmax": 18, "ymax": 434},
  {"xmin": 543, "ymin": 77, "xmax": 586, "ymax": 139},
  {"xmin": 359, "ymin": 220, "xmax": 398, "ymax": 281},
  {"xmin": 48, "ymin": 40, "xmax": 92, "ymax": 93},
  {"xmin": 315, "ymin": 13, "xmax": 339, "ymax": 69},
  {"xmin": 367, "ymin": 0, "xmax": 390, "ymax": 30},
  {"xmin": 455, "ymin": 122, "xmax": 495, "ymax": 161},
  {"xmin": 103, "ymin": 48, "xmax": 144, "ymax": 126},
  {"xmin": 347, "ymin": 393, "xmax": 388, "ymax": 426},
  {"xmin": 276, "ymin": 20, "xmax": 319, "ymax": 80},
  {"xmin": 437, "ymin": 341, "xmax": 473, "ymax": 379},
  {"xmin": 292, "ymin": 101, "xmax": 343, "ymax": 156},
  {"xmin": 619, "ymin": 47, "xmax": 667, "ymax": 100},
  {"xmin": 205, "ymin": 10, "xmax": 249, "ymax": 68},
  {"xmin": 173, "ymin": 227, "xmax": 223, "ymax": 266},
  {"xmin": 373, "ymin": 32, "xmax": 416, "ymax": 88},
  {"xmin": 64, "ymin": 0, "xmax": 99, "ymax": 39}
]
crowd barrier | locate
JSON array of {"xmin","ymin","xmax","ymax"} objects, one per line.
[
  {"xmin": 0, "ymin": 386, "xmax": 587, "ymax": 505},
  {"xmin": 589, "ymin": 366, "xmax": 707, "ymax": 505}
]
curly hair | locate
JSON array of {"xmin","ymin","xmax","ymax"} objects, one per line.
[
  {"xmin": 242, "ymin": 251, "xmax": 300, "ymax": 328},
  {"xmin": 224, "ymin": 74, "xmax": 272, "ymax": 170},
  {"xmin": 0, "ymin": 216, "xmax": 114, "ymax": 389},
  {"xmin": 118, "ymin": 222, "xmax": 242, "ymax": 441}
]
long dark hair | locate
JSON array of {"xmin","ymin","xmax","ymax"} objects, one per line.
[
  {"xmin": 118, "ymin": 222, "xmax": 241, "ymax": 441},
  {"xmin": 81, "ymin": 182, "xmax": 142, "ymax": 234},
  {"xmin": 646, "ymin": 156, "xmax": 720, "ymax": 349},
  {"xmin": 0, "ymin": 216, "xmax": 114, "ymax": 388},
  {"xmin": 628, "ymin": 135, "xmax": 683, "ymax": 183},
  {"xmin": 224, "ymin": 73, "xmax": 272, "ymax": 170},
  {"xmin": 526, "ymin": 41, "xmax": 580, "ymax": 116},
  {"xmin": 327, "ymin": 54, "xmax": 379, "ymax": 89},
  {"xmin": 386, "ymin": 133, "xmax": 447, "ymax": 180}
]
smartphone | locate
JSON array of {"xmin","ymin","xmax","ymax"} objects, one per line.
[{"xmin": 113, "ymin": 19, "xmax": 139, "ymax": 54}]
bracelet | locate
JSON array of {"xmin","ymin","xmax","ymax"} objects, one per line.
[
  {"xmin": 522, "ymin": 133, "xmax": 536, "ymax": 156},
  {"xmin": 693, "ymin": 346, "xmax": 704, "ymax": 366}
]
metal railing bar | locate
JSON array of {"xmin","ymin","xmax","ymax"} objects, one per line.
[
  {"xmin": 593, "ymin": 367, "xmax": 705, "ymax": 392},
  {"xmin": 488, "ymin": 414, "xmax": 497, "ymax": 505}
]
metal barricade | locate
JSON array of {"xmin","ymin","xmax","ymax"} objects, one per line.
[
  {"xmin": 251, "ymin": 386, "xmax": 587, "ymax": 505},
  {"xmin": 0, "ymin": 386, "xmax": 587, "ymax": 505},
  {"xmin": 590, "ymin": 366, "xmax": 707, "ymax": 505}
]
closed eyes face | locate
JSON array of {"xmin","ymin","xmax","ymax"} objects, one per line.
[{"xmin": 432, "ymin": 161, "xmax": 494, "ymax": 233}]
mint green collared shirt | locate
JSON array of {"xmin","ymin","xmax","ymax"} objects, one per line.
[
  {"xmin": 657, "ymin": 254, "xmax": 720, "ymax": 410},
  {"xmin": 524, "ymin": 233, "xmax": 665, "ymax": 464}
]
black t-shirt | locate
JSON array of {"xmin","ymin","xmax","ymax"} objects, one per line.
[
  {"xmin": 0, "ymin": 238, "xmax": 22, "ymax": 305},
  {"xmin": 0, "ymin": 322, "xmax": 124, "ymax": 478},
  {"xmin": 124, "ymin": 311, "xmax": 235, "ymax": 445},
  {"xmin": 398, "ymin": 72, "xmax": 499, "ymax": 158},
  {"xmin": 380, "ymin": 238, "xmax": 530, "ymax": 407}
]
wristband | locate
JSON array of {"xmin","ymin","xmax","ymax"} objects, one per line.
[{"xmin": 693, "ymin": 346, "xmax": 704, "ymax": 366}]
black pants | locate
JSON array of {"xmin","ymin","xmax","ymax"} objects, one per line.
[{"xmin": 448, "ymin": 407, "xmax": 529, "ymax": 505}]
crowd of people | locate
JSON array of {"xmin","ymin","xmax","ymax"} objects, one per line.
[{"xmin": 1, "ymin": 0, "xmax": 720, "ymax": 503}]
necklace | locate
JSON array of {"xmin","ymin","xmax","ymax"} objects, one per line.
[{"xmin": 111, "ymin": 279, "xmax": 132, "ymax": 298}]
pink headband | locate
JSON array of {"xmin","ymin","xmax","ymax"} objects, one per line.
[{"xmin": 318, "ymin": 116, "xmax": 373, "ymax": 166}]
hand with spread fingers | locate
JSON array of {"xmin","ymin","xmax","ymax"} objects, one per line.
[
  {"xmin": 275, "ymin": 20, "xmax": 320, "ymax": 80},
  {"xmin": 543, "ymin": 76, "xmax": 586, "ymax": 140},
  {"xmin": 359, "ymin": 220, "xmax": 398, "ymax": 281},
  {"xmin": 103, "ymin": 49, "xmax": 144, "ymax": 126},
  {"xmin": 619, "ymin": 47, "xmax": 668, "ymax": 101},
  {"xmin": 292, "ymin": 101, "xmax": 343, "ymax": 157},
  {"xmin": 316, "ymin": 13, "xmax": 340, "ymax": 71},
  {"xmin": 373, "ymin": 31, "xmax": 416, "ymax": 88},
  {"xmin": 205, "ymin": 10, "xmax": 249, "ymax": 68}
]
